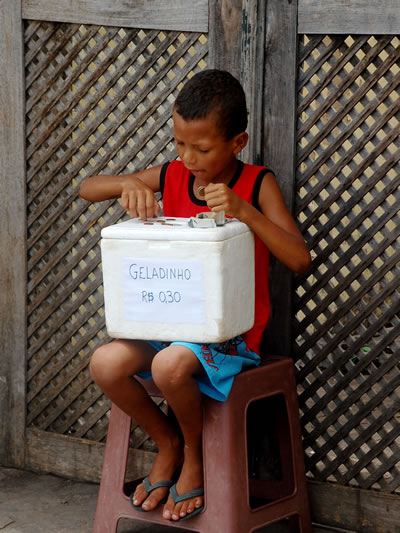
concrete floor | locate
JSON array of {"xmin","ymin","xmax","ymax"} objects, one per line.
[
  {"xmin": 0, "ymin": 466, "xmax": 345, "ymax": 533},
  {"xmin": 2, "ymin": 466, "xmax": 176, "ymax": 533}
]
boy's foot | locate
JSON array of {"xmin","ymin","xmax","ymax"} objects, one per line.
[
  {"xmin": 167, "ymin": 484, "xmax": 204, "ymax": 521},
  {"xmin": 132, "ymin": 439, "xmax": 182, "ymax": 511},
  {"xmin": 162, "ymin": 457, "xmax": 204, "ymax": 521},
  {"xmin": 130, "ymin": 477, "xmax": 174, "ymax": 511}
]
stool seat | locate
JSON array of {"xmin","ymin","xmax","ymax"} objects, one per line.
[{"xmin": 93, "ymin": 355, "xmax": 312, "ymax": 532}]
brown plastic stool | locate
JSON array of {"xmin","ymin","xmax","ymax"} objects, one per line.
[{"xmin": 93, "ymin": 355, "xmax": 312, "ymax": 532}]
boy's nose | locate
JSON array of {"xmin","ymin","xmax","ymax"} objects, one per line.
[{"xmin": 182, "ymin": 149, "xmax": 196, "ymax": 167}]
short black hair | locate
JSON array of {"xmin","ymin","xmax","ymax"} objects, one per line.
[{"xmin": 174, "ymin": 69, "xmax": 248, "ymax": 140}]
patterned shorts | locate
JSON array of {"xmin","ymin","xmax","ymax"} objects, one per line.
[{"xmin": 137, "ymin": 336, "xmax": 260, "ymax": 402}]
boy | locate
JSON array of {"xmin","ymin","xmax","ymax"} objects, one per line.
[{"xmin": 80, "ymin": 69, "xmax": 311, "ymax": 521}]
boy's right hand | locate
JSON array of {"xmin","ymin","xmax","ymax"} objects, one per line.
[
  {"xmin": 120, "ymin": 177, "xmax": 160, "ymax": 219},
  {"xmin": 79, "ymin": 165, "xmax": 162, "ymax": 218}
]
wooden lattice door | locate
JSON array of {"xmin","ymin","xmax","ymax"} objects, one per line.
[
  {"xmin": 293, "ymin": 5, "xmax": 399, "ymax": 530},
  {"xmin": 295, "ymin": 31, "xmax": 399, "ymax": 492}
]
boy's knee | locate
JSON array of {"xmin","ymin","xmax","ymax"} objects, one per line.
[
  {"xmin": 151, "ymin": 348, "xmax": 194, "ymax": 391},
  {"xmin": 89, "ymin": 345, "xmax": 115, "ymax": 387}
]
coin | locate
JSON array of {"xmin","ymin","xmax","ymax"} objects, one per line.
[{"xmin": 197, "ymin": 186, "xmax": 206, "ymax": 197}]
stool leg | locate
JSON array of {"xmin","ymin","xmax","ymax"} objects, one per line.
[
  {"xmin": 93, "ymin": 405, "xmax": 132, "ymax": 533},
  {"xmin": 288, "ymin": 510, "xmax": 313, "ymax": 533},
  {"xmin": 200, "ymin": 396, "xmax": 254, "ymax": 533}
]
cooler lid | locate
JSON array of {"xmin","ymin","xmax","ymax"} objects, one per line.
[{"xmin": 101, "ymin": 217, "xmax": 251, "ymax": 242}]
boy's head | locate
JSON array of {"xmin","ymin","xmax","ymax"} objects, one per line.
[{"xmin": 174, "ymin": 69, "xmax": 248, "ymax": 140}]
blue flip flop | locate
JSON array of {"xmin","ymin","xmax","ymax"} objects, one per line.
[
  {"xmin": 130, "ymin": 476, "xmax": 174, "ymax": 512},
  {"xmin": 169, "ymin": 483, "xmax": 204, "ymax": 521}
]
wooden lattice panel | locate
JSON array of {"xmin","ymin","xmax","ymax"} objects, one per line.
[
  {"xmin": 294, "ymin": 35, "xmax": 399, "ymax": 494},
  {"xmin": 25, "ymin": 20, "xmax": 207, "ymax": 446}
]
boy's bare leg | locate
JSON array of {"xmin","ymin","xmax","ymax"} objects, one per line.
[
  {"xmin": 151, "ymin": 345, "xmax": 205, "ymax": 521},
  {"xmin": 90, "ymin": 340, "xmax": 183, "ymax": 511}
]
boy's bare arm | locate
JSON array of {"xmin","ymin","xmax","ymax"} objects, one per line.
[
  {"xmin": 79, "ymin": 165, "xmax": 162, "ymax": 219},
  {"xmin": 204, "ymin": 173, "xmax": 311, "ymax": 274},
  {"xmin": 246, "ymin": 173, "xmax": 311, "ymax": 274}
]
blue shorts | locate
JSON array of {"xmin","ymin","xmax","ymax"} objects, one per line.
[{"xmin": 137, "ymin": 336, "xmax": 260, "ymax": 402}]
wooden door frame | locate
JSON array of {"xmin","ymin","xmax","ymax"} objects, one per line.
[{"xmin": 0, "ymin": 0, "xmax": 26, "ymax": 468}]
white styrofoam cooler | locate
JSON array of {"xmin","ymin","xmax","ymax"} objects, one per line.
[{"xmin": 100, "ymin": 216, "xmax": 254, "ymax": 342}]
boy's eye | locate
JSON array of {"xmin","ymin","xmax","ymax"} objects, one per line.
[{"xmin": 199, "ymin": 148, "xmax": 209, "ymax": 153}]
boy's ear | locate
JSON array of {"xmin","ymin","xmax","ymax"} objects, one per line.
[{"xmin": 233, "ymin": 132, "xmax": 248, "ymax": 154}]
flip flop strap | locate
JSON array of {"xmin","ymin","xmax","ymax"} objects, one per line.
[
  {"xmin": 143, "ymin": 476, "xmax": 174, "ymax": 494},
  {"xmin": 170, "ymin": 483, "xmax": 204, "ymax": 504}
]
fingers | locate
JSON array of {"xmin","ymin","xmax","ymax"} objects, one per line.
[
  {"xmin": 136, "ymin": 189, "xmax": 159, "ymax": 219},
  {"xmin": 203, "ymin": 183, "xmax": 225, "ymax": 209},
  {"xmin": 204, "ymin": 183, "xmax": 241, "ymax": 217},
  {"xmin": 121, "ymin": 189, "xmax": 160, "ymax": 219}
]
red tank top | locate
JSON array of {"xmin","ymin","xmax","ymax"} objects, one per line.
[{"xmin": 160, "ymin": 160, "xmax": 271, "ymax": 353}]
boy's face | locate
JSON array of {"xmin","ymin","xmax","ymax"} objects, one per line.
[{"xmin": 173, "ymin": 110, "xmax": 247, "ymax": 184}]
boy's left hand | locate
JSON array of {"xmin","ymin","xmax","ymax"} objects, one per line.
[{"xmin": 204, "ymin": 183, "xmax": 245, "ymax": 220}]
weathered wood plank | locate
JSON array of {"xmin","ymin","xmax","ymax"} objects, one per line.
[
  {"xmin": 0, "ymin": 0, "xmax": 26, "ymax": 467},
  {"xmin": 209, "ymin": 0, "xmax": 297, "ymax": 356},
  {"xmin": 308, "ymin": 480, "xmax": 400, "ymax": 533},
  {"xmin": 25, "ymin": 428, "xmax": 154, "ymax": 483},
  {"xmin": 299, "ymin": 0, "xmax": 400, "ymax": 34},
  {"xmin": 22, "ymin": 0, "xmax": 208, "ymax": 32},
  {"xmin": 262, "ymin": 0, "xmax": 299, "ymax": 356},
  {"xmin": 208, "ymin": 0, "xmax": 242, "ymax": 78},
  {"xmin": 240, "ymin": 0, "xmax": 266, "ymax": 165}
]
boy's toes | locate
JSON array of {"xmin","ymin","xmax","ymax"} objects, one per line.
[
  {"xmin": 195, "ymin": 495, "xmax": 203, "ymax": 507},
  {"xmin": 180, "ymin": 499, "xmax": 198, "ymax": 518},
  {"xmin": 141, "ymin": 492, "xmax": 160, "ymax": 511},
  {"xmin": 184, "ymin": 500, "xmax": 195, "ymax": 515},
  {"xmin": 181, "ymin": 496, "xmax": 203, "ymax": 517},
  {"xmin": 131, "ymin": 481, "xmax": 169, "ymax": 511},
  {"xmin": 132, "ymin": 484, "xmax": 146, "ymax": 507},
  {"xmin": 177, "ymin": 501, "xmax": 188, "ymax": 520},
  {"xmin": 163, "ymin": 485, "xmax": 204, "ymax": 521},
  {"xmin": 175, "ymin": 497, "xmax": 201, "ymax": 520},
  {"xmin": 162, "ymin": 494, "xmax": 185, "ymax": 520},
  {"xmin": 162, "ymin": 496, "xmax": 174, "ymax": 520}
]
